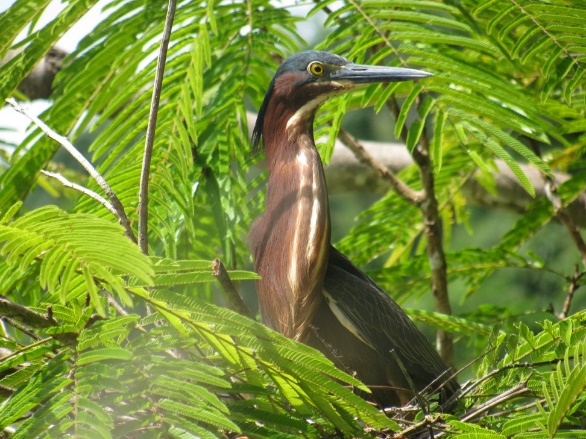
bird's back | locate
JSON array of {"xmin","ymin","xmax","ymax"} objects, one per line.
[{"xmin": 305, "ymin": 246, "xmax": 459, "ymax": 408}]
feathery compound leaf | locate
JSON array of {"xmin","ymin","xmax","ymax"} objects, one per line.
[
  {"xmin": 408, "ymin": 309, "xmax": 493, "ymax": 336},
  {"xmin": 77, "ymin": 347, "xmax": 132, "ymax": 366},
  {"xmin": 546, "ymin": 342, "xmax": 586, "ymax": 437},
  {"xmin": 395, "ymin": 83, "xmax": 422, "ymax": 139},
  {"xmin": 0, "ymin": 356, "xmax": 71, "ymax": 430},
  {"xmin": 0, "ymin": 206, "xmax": 152, "ymax": 307},
  {"xmin": 158, "ymin": 399, "xmax": 240, "ymax": 433},
  {"xmin": 10, "ymin": 390, "xmax": 73, "ymax": 439}
]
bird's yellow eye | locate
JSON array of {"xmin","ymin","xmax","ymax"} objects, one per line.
[{"xmin": 308, "ymin": 61, "xmax": 325, "ymax": 77}]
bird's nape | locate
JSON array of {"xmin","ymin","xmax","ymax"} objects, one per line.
[{"xmin": 249, "ymin": 50, "xmax": 459, "ymax": 410}]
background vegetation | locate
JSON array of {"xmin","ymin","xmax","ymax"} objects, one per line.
[{"xmin": 0, "ymin": 0, "xmax": 585, "ymax": 437}]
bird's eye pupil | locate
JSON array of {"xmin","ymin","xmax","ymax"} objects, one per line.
[{"xmin": 308, "ymin": 62, "xmax": 324, "ymax": 76}]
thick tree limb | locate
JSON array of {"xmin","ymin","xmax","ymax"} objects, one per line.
[{"xmin": 0, "ymin": 296, "xmax": 56, "ymax": 329}]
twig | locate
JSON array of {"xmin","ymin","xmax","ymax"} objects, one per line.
[
  {"xmin": 337, "ymin": 128, "xmax": 424, "ymax": 205},
  {"xmin": 459, "ymin": 359, "xmax": 563, "ymax": 399},
  {"xmin": 390, "ymin": 349, "xmax": 435, "ymax": 438},
  {"xmin": 398, "ymin": 415, "xmax": 447, "ymax": 439},
  {"xmin": 138, "ymin": 0, "xmax": 177, "ymax": 254},
  {"xmin": 100, "ymin": 287, "xmax": 148, "ymax": 334},
  {"xmin": 545, "ymin": 179, "xmax": 586, "ymax": 268},
  {"xmin": 1, "ymin": 317, "xmax": 42, "ymax": 340},
  {"xmin": 460, "ymin": 374, "xmax": 533, "ymax": 422},
  {"xmin": 531, "ymin": 140, "xmax": 586, "ymax": 315},
  {"xmin": 4, "ymin": 98, "xmax": 137, "ymax": 244},
  {"xmin": 0, "ymin": 337, "xmax": 53, "ymax": 363},
  {"xmin": 41, "ymin": 170, "xmax": 118, "ymax": 217},
  {"xmin": 489, "ymin": 397, "xmax": 546, "ymax": 418},
  {"xmin": 212, "ymin": 259, "xmax": 254, "ymax": 319},
  {"xmin": 390, "ymin": 349, "xmax": 429, "ymax": 413},
  {"xmin": 559, "ymin": 264, "xmax": 583, "ymax": 319}
]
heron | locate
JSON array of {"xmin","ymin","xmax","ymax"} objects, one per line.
[{"xmin": 250, "ymin": 50, "xmax": 459, "ymax": 408}]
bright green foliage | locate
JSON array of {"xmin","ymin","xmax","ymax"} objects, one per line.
[{"xmin": 0, "ymin": 0, "xmax": 585, "ymax": 437}]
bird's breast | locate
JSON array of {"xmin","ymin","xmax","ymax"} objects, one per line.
[{"xmin": 250, "ymin": 146, "xmax": 331, "ymax": 340}]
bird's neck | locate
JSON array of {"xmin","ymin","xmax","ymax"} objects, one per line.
[{"xmin": 250, "ymin": 109, "xmax": 331, "ymax": 341}]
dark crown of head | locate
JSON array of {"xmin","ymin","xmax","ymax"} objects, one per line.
[{"xmin": 252, "ymin": 51, "xmax": 351, "ymax": 149}]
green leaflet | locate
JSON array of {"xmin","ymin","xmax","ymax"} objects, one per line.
[{"xmin": 77, "ymin": 347, "xmax": 132, "ymax": 366}]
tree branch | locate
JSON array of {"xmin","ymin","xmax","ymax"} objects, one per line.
[
  {"xmin": 461, "ymin": 376, "xmax": 532, "ymax": 422},
  {"xmin": 0, "ymin": 296, "xmax": 57, "ymax": 329},
  {"xmin": 559, "ymin": 265, "xmax": 583, "ymax": 320},
  {"xmin": 5, "ymin": 98, "xmax": 137, "ymax": 243},
  {"xmin": 545, "ymin": 179, "xmax": 586, "ymax": 267},
  {"xmin": 212, "ymin": 259, "xmax": 254, "ymax": 319},
  {"xmin": 138, "ymin": 0, "xmax": 177, "ymax": 254}
]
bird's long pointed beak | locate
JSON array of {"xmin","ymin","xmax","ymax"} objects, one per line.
[{"xmin": 334, "ymin": 63, "xmax": 432, "ymax": 84}]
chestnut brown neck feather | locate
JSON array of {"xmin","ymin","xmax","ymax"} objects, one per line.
[{"xmin": 250, "ymin": 92, "xmax": 331, "ymax": 341}]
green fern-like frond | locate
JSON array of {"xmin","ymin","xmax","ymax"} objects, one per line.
[
  {"xmin": 0, "ymin": 205, "xmax": 152, "ymax": 310},
  {"xmin": 472, "ymin": 0, "xmax": 586, "ymax": 104}
]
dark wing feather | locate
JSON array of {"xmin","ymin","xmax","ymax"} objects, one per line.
[{"xmin": 324, "ymin": 246, "xmax": 454, "ymax": 392}]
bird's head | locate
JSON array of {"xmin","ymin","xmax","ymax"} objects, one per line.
[{"xmin": 252, "ymin": 50, "xmax": 431, "ymax": 149}]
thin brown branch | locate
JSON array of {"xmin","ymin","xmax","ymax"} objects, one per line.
[
  {"xmin": 212, "ymin": 259, "xmax": 254, "ymax": 319},
  {"xmin": 489, "ymin": 398, "xmax": 546, "ymax": 418},
  {"xmin": 5, "ymin": 98, "xmax": 137, "ymax": 243},
  {"xmin": 459, "ymin": 358, "xmax": 564, "ymax": 400},
  {"xmin": 0, "ymin": 337, "xmax": 53, "ymax": 364},
  {"xmin": 1, "ymin": 317, "xmax": 42, "ymax": 340},
  {"xmin": 558, "ymin": 264, "xmax": 583, "ymax": 319},
  {"xmin": 337, "ymin": 128, "xmax": 424, "ymax": 205},
  {"xmin": 530, "ymin": 141, "xmax": 586, "ymax": 316},
  {"xmin": 397, "ymin": 415, "xmax": 447, "ymax": 439},
  {"xmin": 545, "ymin": 179, "xmax": 586, "ymax": 267},
  {"xmin": 138, "ymin": 0, "xmax": 177, "ymax": 254}
]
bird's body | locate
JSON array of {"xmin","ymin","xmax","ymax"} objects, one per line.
[{"xmin": 250, "ymin": 51, "xmax": 458, "ymax": 408}]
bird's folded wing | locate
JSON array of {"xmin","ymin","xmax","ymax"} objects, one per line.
[{"xmin": 324, "ymin": 246, "xmax": 449, "ymax": 379}]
